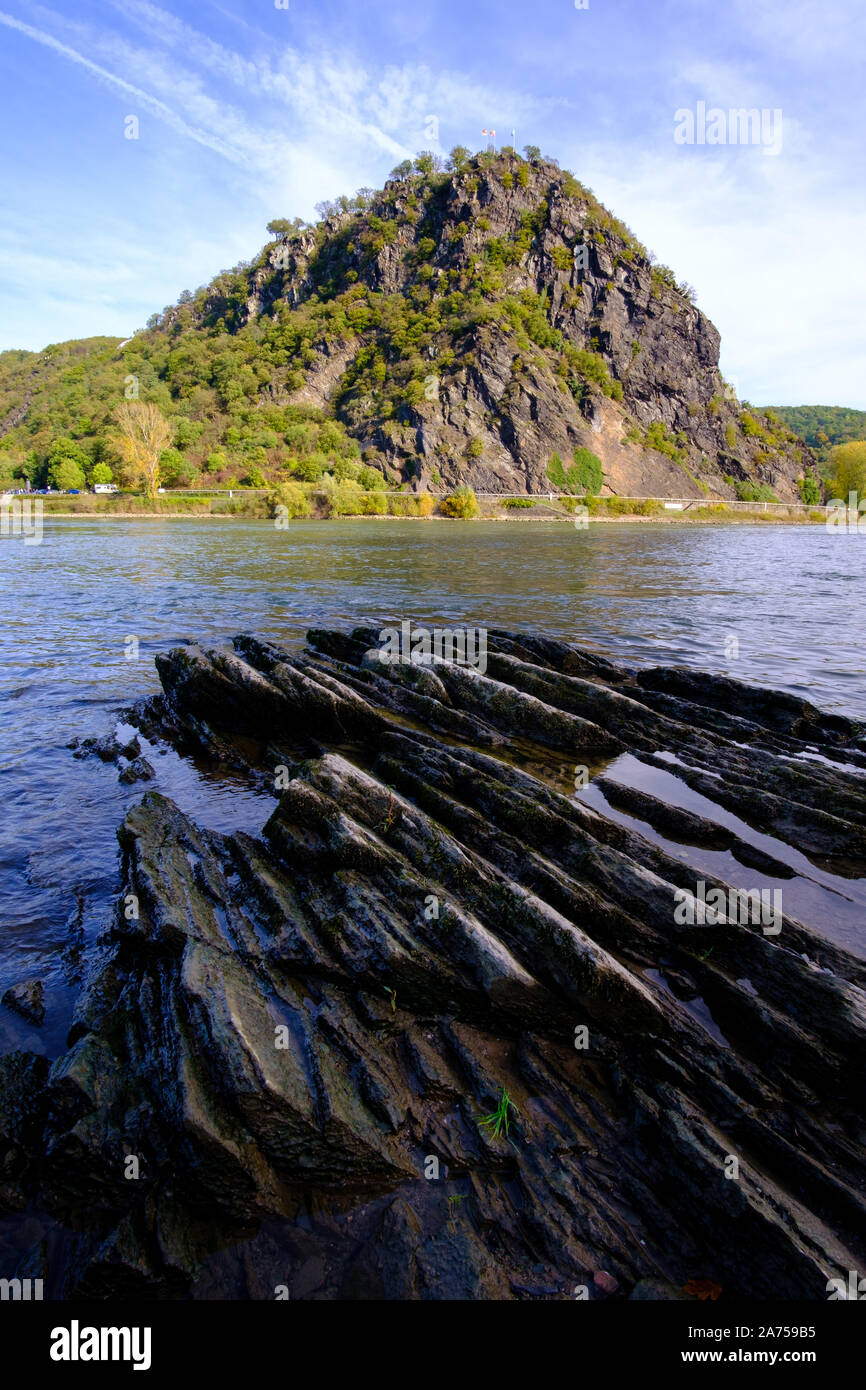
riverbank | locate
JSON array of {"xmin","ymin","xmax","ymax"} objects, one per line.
[{"xmin": 28, "ymin": 496, "xmax": 826, "ymax": 524}]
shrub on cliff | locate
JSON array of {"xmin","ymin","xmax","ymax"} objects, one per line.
[
  {"xmin": 546, "ymin": 448, "xmax": 604, "ymax": 496},
  {"xmin": 644, "ymin": 420, "xmax": 688, "ymax": 465},
  {"xmin": 358, "ymin": 465, "xmax": 387, "ymax": 491},
  {"xmin": 735, "ymin": 481, "xmax": 778, "ymax": 503}
]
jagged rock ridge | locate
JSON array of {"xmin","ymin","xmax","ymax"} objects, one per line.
[{"xmin": 224, "ymin": 153, "xmax": 816, "ymax": 499}]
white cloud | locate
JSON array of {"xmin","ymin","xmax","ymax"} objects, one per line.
[
  {"xmin": 574, "ymin": 140, "xmax": 866, "ymax": 406},
  {"xmin": 732, "ymin": 0, "xmax": 866, "ymax": 66}
]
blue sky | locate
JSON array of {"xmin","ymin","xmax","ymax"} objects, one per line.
[{"xmin": 0, "ymin": 0, "xmax": 863, "ymax": 406}]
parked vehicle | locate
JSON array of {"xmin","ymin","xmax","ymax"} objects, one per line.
[{"xmin": 92, "ymin": 483, "xmax": 119, "ymax": 494}]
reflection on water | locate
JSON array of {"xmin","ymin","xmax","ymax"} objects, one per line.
[
  {"xmin": 578, "ymin": 752, "xmax": 866, "ymax": 956},
  {"xmin": 1, "ymin": 517, "xmax": 864, "ymax": 1053}
]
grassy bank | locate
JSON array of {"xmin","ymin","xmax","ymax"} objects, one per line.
[
  {"xmin": 36, "ymin": 492, "xmax": 267, "ymax": 517},
  {"xmin": 34, "ymin": 490, "xmax": 827, "ymax": 524}
]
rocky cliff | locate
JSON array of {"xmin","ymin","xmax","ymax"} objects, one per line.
[
  {"xmin": 231, "ymin": 152, "xmax": 815, "ymax": 500},
  {"xmin": 0, "ymin": 150, "xmax": 818, "ymax": 502}
]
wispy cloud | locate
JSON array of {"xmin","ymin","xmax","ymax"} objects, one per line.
[{"xmin": 0, "ymin": 8, "xmax": 249, "ymax": 165}]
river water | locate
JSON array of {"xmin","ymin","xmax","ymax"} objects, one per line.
[{"xmin": 1, "ymin": 517, "xmax": 864, "ymax": 1055}]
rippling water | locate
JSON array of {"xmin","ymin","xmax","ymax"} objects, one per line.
[{"xmin": 1, "ymin": 517, "xmax": 864, "ymax": 1054}]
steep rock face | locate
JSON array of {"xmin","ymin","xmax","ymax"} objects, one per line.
[
  {"xmin": 237, "ymin": 157, "xmax": 814, "ymax": 499},
  {"xmin": 1, "ymin": 629, "xmax": 864, "ymax": 1299},
  {"xmin": 0, "ymin": 157, "xmax": 816, "ymax": 502}
]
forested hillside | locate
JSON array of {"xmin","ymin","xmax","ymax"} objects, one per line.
[{"xmin": 763, "ymin": 406, "xmax": 866, "ymax": 469}]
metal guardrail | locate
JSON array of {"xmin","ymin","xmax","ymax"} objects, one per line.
[
  {"xmin": 154, "ymin": 488, "xmax": 814, "ymax": 512},
  {"xmin": 473, "ymin": 494, "xmax": 816, "ymax": 512}
]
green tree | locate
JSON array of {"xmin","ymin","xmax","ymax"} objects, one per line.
[
  {"xmin": 447, "ymin": 146, "xmax": 471, "ymax": 172},
  {"xmin": 49, "ymin": 456, "xmax": 87, "ymax": 491},
  {"xmin": 523, "ymin": 144, "xmax": 542, "ymax": 163},
  {"xmin": 358, "ymin": 465, "xmax": 386, "ymax": 491},
  {"xmin": 291, "ymin": 456, "xmax": 327, "ymax": 482},
  {"xmin": 268, "ymin": 481, "xmax": 312, "ymax": 519},
  {"xmin": 333, "ymin": 457, "xmax": 360, "ymax": 482},
  {"xmin": 91, "ymin": 461, "xmax": 114, "ymax": 485},
  {"xmin": 571, "ymin": 447, "xmax": 604, "ymax": 496},
  {"xmin": 157, "ymin": 447, "xmax": 184, "ymax": 484},
  {"xmin": 326, "ymin": 479, "xmax": 366, "ymax": 515},
  {"xmin": 47, "ymin": 437, "xmax": 89, "ymax": 475},
  {"xmin": 174, "ymin": 418, "xmax": 204, "ymax": 450},
  {"xmin": 4, "ymin": 450, "xmax": 36, "ymax": 484},
  {"xmin": 829, "ymin": 441, "xmax": 866, "ymax": 500},
  {"xmin": 159, "ymin": 448, "xmax": 199, "ymax": 488}
]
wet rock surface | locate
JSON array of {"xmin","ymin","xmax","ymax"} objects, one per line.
[
  {"xmin": 1, "ymin": 979, "xmax": 45, "ymax": 1026},
  {"xmin": 1, "ymin": 628, "xmax": 865, "ymax": 1300}
]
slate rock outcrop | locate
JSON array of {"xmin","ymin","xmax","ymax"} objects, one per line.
[{"xmin": 0, "ymin": 629, "xmax": 863, "ymax": 1299}]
